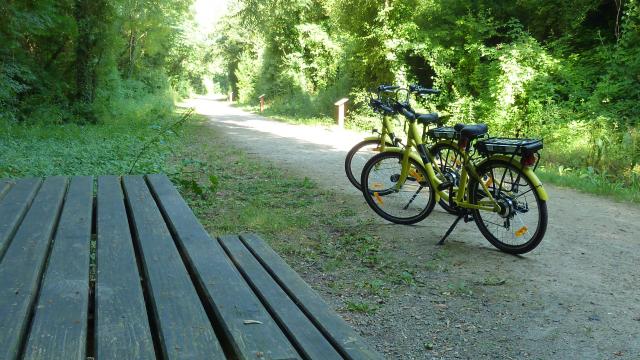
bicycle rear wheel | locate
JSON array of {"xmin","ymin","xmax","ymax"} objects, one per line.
[
  {"xmin": 361, "ymin": 152, "xmax": 436, "ymax": 225},
  {"xmin": 344, "ymin": 139, "xmax": 390, "ymax": 190},
  {"xmin": 469, "ymin": 159, "xmax": 548, "ymax": 254}
]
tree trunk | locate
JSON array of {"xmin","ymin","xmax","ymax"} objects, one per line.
[{"xmin": 75, "ymin": 0, "xmax": 93, "ymax": 105}]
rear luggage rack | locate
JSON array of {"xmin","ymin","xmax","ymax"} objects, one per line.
[
  {"xmin": 427, "ymin": 127, "xmax": 458, "ymax": 140},
  {"xmin": 475, "ymin": 138, "xmax": 543, "ymax": 156}
]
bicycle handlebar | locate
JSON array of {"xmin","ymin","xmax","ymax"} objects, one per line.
[
  {"xmin": 378, "ymin": 84, "xmax": 400, "ymax": 92},
  {"xmin": 368, "ymin": 84, "xmax": 440, "ymax": 116},
  {"xmin": 370, "ymin": 98, "xmax": 396, "ymax": 115},
  {"xmin": 400, "ymin": 106, "xmax": 415, "ymax": 120},
  {"xmin": 409, "ymin": 84, "xmax": 441, "ymax": 96}
]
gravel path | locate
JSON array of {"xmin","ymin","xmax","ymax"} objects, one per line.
[{"xmin": 184, "ymin": 97, "xmax": 640, "ymax": 360}]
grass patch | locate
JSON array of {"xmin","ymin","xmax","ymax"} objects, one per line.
[
  {"xmin": 345, "ymin": 300, "xmax": 378, "ymax": 314},
  {"xmin": 175, "ymin": 114, "xmax": 422, "ymax": 306},
  {"xmin": 0, "ymin": 114, "xmax": 180, "ymax": 178},
  {"xmin": 445, "ymin": 281, "xmax": 473, "ymax": 297},
  {"xmin": 537, "ymin": 165, "xmax": 640, "ymax": 203},
  {"xmin": 236, "ymin": 102, "xmax": 640, "ymax": 204}
]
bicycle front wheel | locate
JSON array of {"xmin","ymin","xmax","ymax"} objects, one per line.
[
  {"xmin": 361, "ymin": 152, "xmax": 436, "ymax": 225},
  {"xmin": 344, "ymin": 139, "xmax": 390, "ymax": 190},
  {"xmin": 469, "ymin": 159, "xmax": 548, "ymax": 254}
]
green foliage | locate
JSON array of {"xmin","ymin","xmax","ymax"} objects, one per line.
[
  {"xmin": 0, "ymin": 0, "xmax": 201, "ymax": 124},
  {"xmin": 214, "ymin": 0, "xmax": 640, "ymax": 193},
  {"xmin": 0, "ymin": 113, "xmax": 179, "ymax": 178}
]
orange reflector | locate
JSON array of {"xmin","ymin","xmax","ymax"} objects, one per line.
[
  {"xmin": 515, "ymin": 226, "xmax": 528, "ymax": 237},
  {"xmin": 374, "ymin": 192, "xmax": 384, "ymax": 205},
  {"xmin": 485, "ymin": 177, "xmax": 494, "ymax": 188},
  {"xmin": 410, "ymin": 169, "xmax": 424, "ymax": 182}
]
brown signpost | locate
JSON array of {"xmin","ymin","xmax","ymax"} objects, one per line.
[
  {"xmin": 259, "ymin": 94, "xmax": 266, "ymax": 112},
  {"xmin": 334, "ymin": 98, "xmax": 349, "ymax": 128}
]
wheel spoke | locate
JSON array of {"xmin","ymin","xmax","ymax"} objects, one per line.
[
  {"xmin": 363, "ymin": 153, "xmax": 435, "ymax": 224},
  {"xmin": 471, "ymin": 161, "xmax": 547, "ymax": 253}
]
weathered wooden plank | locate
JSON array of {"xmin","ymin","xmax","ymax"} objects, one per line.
[
  {"xmin": 122, "ymin": 176, "xmax": 224, "ymax": 359},
  {"xmin": 0, "ymin": 178, "xmax": 41, "ymax": 261},
  {"xmin": 23, "ymin": 176, "xmax": 93, "ymax": 360},
  {"xmin": 0, "ymin": 177, "xmax": 67, "ymax": 360},
  {"xmin": 146, "ymin": 174, "xmax": 300, "ymax": 360},
  {"xmin": 0, "ymin": 180, "xmax": 11, "ymax": 200},
  {"xmin": 95, "ymin": 176, "xmax": 155, "ymax": 360},
  {"xmin": 219, "ymin": 235, "xmax": 341, "ymax": 360},
  {"xmin": 240, "ymin": 233, "xmax": 384, "ymax": 360}
]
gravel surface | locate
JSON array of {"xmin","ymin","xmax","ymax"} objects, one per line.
[{"xmin": 184, "ymin": 97, "xmax": 640, "ymax": 360}]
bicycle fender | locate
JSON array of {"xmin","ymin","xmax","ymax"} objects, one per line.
[
  {"xmin": 381, "ymin": 147, "xmax": 425, "ymax": 166},
  {"xmin": 479, "ymin": 155, "xmax": 549, "ymax": 201},
  {"xmin": 363, "ymin": 135, "xmax": 393, "ymax": 144}
]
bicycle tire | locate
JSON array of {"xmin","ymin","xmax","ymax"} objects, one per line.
[
  {"xmin": 360, "ymin": 152, "xmax": 436, "ymax": 225},
  {"xmin": 430, "ymin": 142, "xmax": 463, "ymax": 214},
  {"xmin": 344, "ymin": 139, "xmax": 391, "ymax": 190},
  {"xmin": 469, "ymin": 159, "xmax": 548, "ymax": 254}
]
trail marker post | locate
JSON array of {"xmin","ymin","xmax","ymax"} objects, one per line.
[
  {"xmin": 228, "ymin": 92, "xmax": 233, "ymax": 103},
  {"xmin": 259, "ymin": 94, "xmax": 266, "ymax": 112},
  {"xmin": 334, "ymin": 98, "xmax": 349, "ymax": 128}
]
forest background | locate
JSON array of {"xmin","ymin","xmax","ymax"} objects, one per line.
[{"xmin": 1, "ymin": 0, "xmax": 639, "ymax": 198}]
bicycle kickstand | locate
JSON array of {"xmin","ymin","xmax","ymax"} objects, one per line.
[
  {"xmin": 437, "ymin": 211, "xmax": 472, "ymax": 246},
  {"xmin": 437, "ymin": 215, "xmax": 463, "ymax": 245}
]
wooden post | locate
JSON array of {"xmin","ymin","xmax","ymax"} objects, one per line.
[
  {"xmin": 334, "ymin": 98, "xmax": 349, "ymax": 128},
  {"xmin": 259, "ymin": 94, "xmax": 266, "ymax": 112},
  {"xmin": 228, "ymin": 92, "xmax": 233, "ymax": 103}
]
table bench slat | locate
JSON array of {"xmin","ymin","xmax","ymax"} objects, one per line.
[
  {"xmin": 146, "ymin": 174, "xmax": 301, "ymax": 360},
  {"xmin": 0, "ymin": 176, "xmax": 67, "ymax": 360},
  {"xmin": 220, "ymin": 235, "xmax": 342, "ymax": 360},
  {"xmin": 0, "ymin": 180, "xmax": 12, "ymax": 200},
  {"xmin": 0, "ymin": 178, "xmax": 41, "ymax": 261},
  {"xmin": 24, "ymin": 176, "xmax": 93, "ymax": 360},
  {"xmin": 123, "ymin": 176, "xmax": 224, "ymax": 359},
  {"xmin": 240, "ymin": 234, "xmax": 384, "ymax": 360},
  {"xmin": 95, "ymin": 176, "xmax": 155, "ymax": 359}
]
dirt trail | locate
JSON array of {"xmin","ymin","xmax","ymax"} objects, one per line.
[{"xmin": 184, "ymin": 97, "xmax": 640, "ymax": 359}]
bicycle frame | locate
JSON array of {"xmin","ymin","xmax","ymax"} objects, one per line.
[
  {"xmin": 392, "ymin": 119, "xmax": 502, "ymax": 212},
  {"xmin": 362, "ymin": 114, "xmax": 398, "ymax": 150}
]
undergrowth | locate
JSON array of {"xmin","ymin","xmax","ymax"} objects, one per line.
[
  {"xmin": 174, "ymin": 114, "xmax": 423, "ymax": 311},
  {"xmin": 237, "ymin": 101, "xmax": 640, "ymax": 204},
  {"xmin": 0, "ymin": 110, "xmax": 181, "ymax": 178}
]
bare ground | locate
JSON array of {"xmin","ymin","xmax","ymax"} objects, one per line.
[{"xmin": 183, "ymin": 97, "xmax": 640, "ymax": 360}]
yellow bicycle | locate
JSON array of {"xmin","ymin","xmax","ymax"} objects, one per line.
[
  {"xmin": 361, "ymin": 101, "xmax": 548, "ymax": 254},
  {"xmin": 345, "ymin": 85, "xmax": 463, "ymax": 215}
]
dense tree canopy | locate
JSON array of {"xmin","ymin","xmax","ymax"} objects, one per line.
[
  {"xmin": 1, "ymin": 0, "xmax": 639, "ymax": 187},
  {"xmin": 213, "ymin": 0, "xmax": 640, "ymax": 184},
  {"xmin": 0, "ymin": 0, "xmax": 207, "ymax": 123}
]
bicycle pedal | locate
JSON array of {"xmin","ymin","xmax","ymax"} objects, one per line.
[{"xmin": 437, "ymin": 181, "xmax": 453, "ymax": 191}]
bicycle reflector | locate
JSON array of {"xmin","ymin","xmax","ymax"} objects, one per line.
[{"xmin": 521, "ymin": 152, "xmax": 537, "ymax": 167}]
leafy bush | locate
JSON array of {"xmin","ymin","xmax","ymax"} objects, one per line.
[{"xmin": 216, "ymin": 0, "xmax": 640, "ymax": 193}]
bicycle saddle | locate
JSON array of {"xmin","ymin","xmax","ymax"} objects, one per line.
[
  {"xmin": 455, "ymin": 123, "xmax": 488, "ymax": 139},
  {"xmin": 416, "ymin": 113, "xmax": 439, "ymax": 126}
]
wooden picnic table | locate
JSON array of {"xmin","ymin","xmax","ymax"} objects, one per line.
[{"xmin": 0, "ymin": 175, "xmax": 382, "ymax": 360}]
